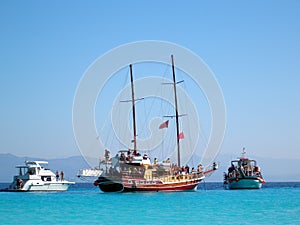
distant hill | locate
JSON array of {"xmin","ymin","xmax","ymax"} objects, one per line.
[{"xmin": 0, "ymin": 153, "xmax": 299, "ymax": 182}]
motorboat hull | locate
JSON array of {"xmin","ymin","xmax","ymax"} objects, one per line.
[
  {"xmin": 225, "ymin": 177, "xmax": 263, "ymax": 189},
  {"xmin": 5, "ymin": 180, "xmax": 74, "ymax": 192}
]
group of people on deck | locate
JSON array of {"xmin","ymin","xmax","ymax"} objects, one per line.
[
  {"xmin": 102, "ymin": 149, "xmax": 205, "ymax": 177},
  {"xmin": 227, "ymin": 162, "xmax": 262, "ymax": 178},
  {"xmin": 170, "ymin": 163, "xmax": 203, "ymax": 176},
  {"xmin": 55, "ymin": 170, "xmax": 64, "ymax": 181}
]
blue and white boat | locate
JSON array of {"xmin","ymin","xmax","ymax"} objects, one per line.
[{"xmin": 224, "ymin": 149, "xmax": 265, "ymax": 189}]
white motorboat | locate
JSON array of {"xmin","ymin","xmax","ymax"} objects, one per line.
[
  {"xmin": 4, "ymin": 161, "xmax": 75, "ymax": 192},
  {"xmin": 77, "ymin": 156, "xmax": 104, "ymax": 182},
  {"xmin": 77, "ymin": 168, "xmax": 103, "ymax": 182}
]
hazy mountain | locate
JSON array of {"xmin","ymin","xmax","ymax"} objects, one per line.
[{"xmin": 0, "ymin": 153, "xmax": 299, "ymax": 183}]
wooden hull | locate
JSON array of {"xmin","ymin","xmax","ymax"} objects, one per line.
[
  {"xmin": 123, "ymin": 179, "xmax": 201, "ymax": 192},
  {"xmin": 96, "ymin": 176, "xmax": 124, "ymax": 192},
  {"xmin": 96, "ymin": 174, "xmax": 204, "ymax": 192}
]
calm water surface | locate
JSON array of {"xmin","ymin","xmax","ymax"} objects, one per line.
[{"xmin": 0, "ymin": 183, "xmax": 299, "ymax": 225}]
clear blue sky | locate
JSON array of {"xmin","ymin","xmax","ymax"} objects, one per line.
[{"xmin": 0, "ymin": 1, "xmax": 299, "ymax": 160}]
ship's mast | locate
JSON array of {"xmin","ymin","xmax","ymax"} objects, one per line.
[
  {"xmin": 171, "ymin": 55, "xmax": 181, "ymax": 167},
  {"xmin": 129, "ymin": 64, "xmax": 137, "ymax": 153}
]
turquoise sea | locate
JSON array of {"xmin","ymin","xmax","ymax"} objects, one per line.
[{"xmin": 0, "ymin": 182, "xmax": 299, "ymax": 225}]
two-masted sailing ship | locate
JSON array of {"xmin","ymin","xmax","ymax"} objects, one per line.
[{"xmin": 93, "ymin": 55, "xmax": 218, "ymax": 192}]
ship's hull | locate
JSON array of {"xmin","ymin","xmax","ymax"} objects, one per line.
[
  {"xmin": 122, "ymin": 181, "xmax": 200, "ymax": 192},
  {"xmin": 95, "ymin": 175, "xmax": 203, "ymax": 192},
  {"xmin": 225, "ymin": 177, "xmax": 263, "ymax": 189},
  {"xmin": 96, "ymin": 176, "xmax": 124, "ymax": 192}
]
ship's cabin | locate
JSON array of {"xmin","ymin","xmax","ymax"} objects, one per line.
[
  {"xmin": 229, "ymin": 158, "xmax": 259, "ymax": 177},
  {"xmin": 15, "ymin": 161, "xmax": 50, "ymax": 177}
]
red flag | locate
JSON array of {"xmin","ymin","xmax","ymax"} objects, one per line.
[
  {"xmin": 178, "ymin": 131, "xmax": 184, "ymax": 140},
  {"xmin": 159, "ymin": 120, "xmax": 169, "ymax": 129}
]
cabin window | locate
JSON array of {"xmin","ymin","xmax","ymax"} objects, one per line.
[
  {"xmin": 128, "ymin": 180, "xmax": 132, "ymax": 184},
  {"xmin": 27, "ymin": 168, "xmax": 36, "ymax": 175},
  {"xmin": 41, "ymin": 176, "xmax": 52, "ymax": 181},
  {"xmin": 140, "ymin": 180, "xmax": 144, "ymax": 184}
]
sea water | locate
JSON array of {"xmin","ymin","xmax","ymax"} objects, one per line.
[{"xmin": 0, "ymin": 182, "xmax": 299, "ymax": 225}]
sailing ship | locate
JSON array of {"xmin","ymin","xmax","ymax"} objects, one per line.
[
  {"xmin": 223, "ymin": 149, "xmax": 265, "ymax": 189},
  {"xmin": 94, "ymin": 55, "xmax": 218, "ymax": 192}
]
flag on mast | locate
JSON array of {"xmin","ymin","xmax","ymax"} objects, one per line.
[
  {"xmin": 178, "ymin": 131, "xmax": 184, "ymax": 140},
  {"xmin": 159, "ymin": 120, "xmax": 169, "ymax": 129}
]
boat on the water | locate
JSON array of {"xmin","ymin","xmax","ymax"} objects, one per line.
[
  {"xmin": 77, "ymin": 158, "xmax": 104, "ymax": 182},
  {"xmin": 223, "ymin": 149, "xmax": 265, "ymax": 189},
  {"xmin": 77, "ymin": 168, "xmax": 103, "ymax": 182},
  {"xmin": 94, "ymin": 151, "xmax": 218, "ymax": 192},
  {"xmin": 2, "ymin": 161, "xmax": 75, "ymax": 192},
  {"xmin": 94, "ymin": 55, "xmax": 218, "ymax": 193}
]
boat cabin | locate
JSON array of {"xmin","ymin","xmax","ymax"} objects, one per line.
[
  {"xmin": 14, "ymin": 161, "xmax": 54, "ymax": 181},
  {"xmin": 229, "ymin": 158, "xmax": 260, "ymax": 177}
]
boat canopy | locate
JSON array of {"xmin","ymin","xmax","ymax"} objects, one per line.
[{"xmin": 26, "ymin": 161, "xmax": 48, "ymax": 165}]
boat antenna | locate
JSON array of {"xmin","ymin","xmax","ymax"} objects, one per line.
[
  {"xmin": 171, "ymin": 55, "xmax": 181, "ymax": 167},
  {"xmin": 241, "ymin": 147, "xmax": 246, "ymax": 158}
]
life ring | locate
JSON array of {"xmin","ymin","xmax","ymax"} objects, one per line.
[
  {"xmin": 235, "ymin": 178, "xmax": 239, "ymax": 182},
  {"xmin": 93, "ymin": 181, "xmax": 99, "ymax": 186}
]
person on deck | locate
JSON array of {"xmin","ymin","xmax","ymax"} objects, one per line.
[
  {"xmin": 56, "ymin": 170, "xmax": 59, "ymax": 181},
  {"xmin": 197, "ymin": 164, "xmax": 203, "ymax": 173},
  {"xmin": 60, "ymin": 171, "xmax": 64, "ymax": 181},
  {"xmin": 185, "ymin": 165, "xmax": 190, "ymax": 174}
]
